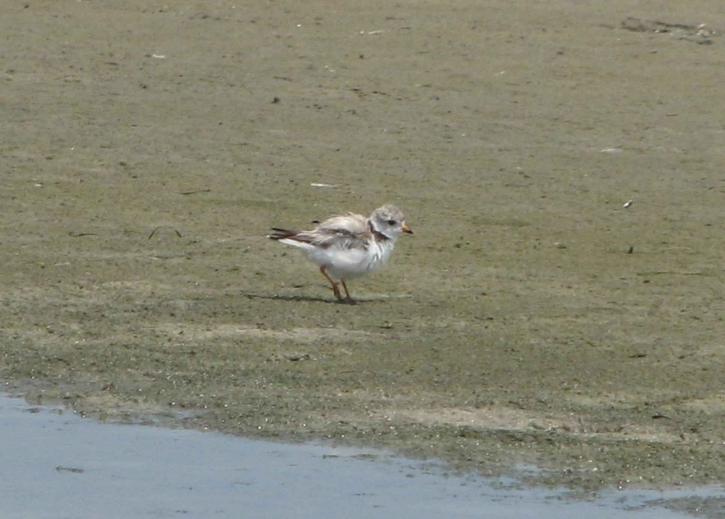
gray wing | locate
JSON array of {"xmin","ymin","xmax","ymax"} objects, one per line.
[{"xmin": 297, "ymin": 213, "xmax": 371, "ymax": 250}]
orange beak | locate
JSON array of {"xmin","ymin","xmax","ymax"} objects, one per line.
[{"xmin": 402, "ymin": 222, "xmax": 414, "ymax": 235}]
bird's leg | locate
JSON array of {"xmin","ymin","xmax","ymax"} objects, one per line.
[
  {"xmin": 319, "ymin": 266, "xmax": 342, "ymax": 300},
  {"xmin": 340, "ymin": 280, "xmax": 353, "ymax": 302}
]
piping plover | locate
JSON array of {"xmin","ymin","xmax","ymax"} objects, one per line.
[{"xmin": 268, "ymin": 205, "xmax": 413, "ymax": 301}]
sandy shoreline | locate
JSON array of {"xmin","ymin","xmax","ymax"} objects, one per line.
[{"xmin": 1, "ymin": 0, "xmax": 723, "ymax": 491}]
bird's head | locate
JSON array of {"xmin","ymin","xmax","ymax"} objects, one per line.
[{"xmin": 369, "ymin": 205, "xmax": 413, "ymax": 240}]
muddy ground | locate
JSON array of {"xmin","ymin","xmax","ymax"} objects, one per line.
[{"xmin": 1, "ymin": 0, "xmax": 723, "ymax": 492}]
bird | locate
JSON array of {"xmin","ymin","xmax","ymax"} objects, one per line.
[{"xmin": 268, "ymin": 204, "xmax": 413, "ymax": 302}]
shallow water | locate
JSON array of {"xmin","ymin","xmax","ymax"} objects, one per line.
[{"xmin": 0, "ymin": 394, "xmax": 720, "ymax": 519}]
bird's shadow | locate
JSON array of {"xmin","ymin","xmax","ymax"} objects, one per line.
[{"xmin": 241, "ymin": 291, "xmax": 367, "ymax": 305}]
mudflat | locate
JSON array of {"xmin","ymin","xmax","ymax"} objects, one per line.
[{"xmin": 2, "ymin": 1, "xmax": 723, "ymax": 490}]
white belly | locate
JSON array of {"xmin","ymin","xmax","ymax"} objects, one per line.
[{"xmin": 308, "ymin": 240, "xmax": 394, "ymax": 280}]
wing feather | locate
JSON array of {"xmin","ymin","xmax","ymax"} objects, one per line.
[{"xmin": 298, "ymin": 212, "xmax": 371, "ymax": 250}]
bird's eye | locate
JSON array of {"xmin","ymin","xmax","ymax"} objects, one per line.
[{"xmin": 387, "ymin": 219, "xmax": 396, "ymax": 225}]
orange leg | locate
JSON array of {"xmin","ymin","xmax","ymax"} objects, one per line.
[
  {"xmin": 340, "ymin": 280, "xmax": 352, "ymax": 301},
  {"xmin": 319, "ymin": 266, "xmax": 342, "ymax": 300}
]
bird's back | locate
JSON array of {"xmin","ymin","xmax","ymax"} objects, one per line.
[{"xmin": 315, "ymin": 212, "xmax": 368, "ymax": 235}]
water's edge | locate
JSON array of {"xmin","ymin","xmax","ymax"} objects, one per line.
[{"xmin": 1, "ymin": 391, "xmax": 721, "ymax": 519}]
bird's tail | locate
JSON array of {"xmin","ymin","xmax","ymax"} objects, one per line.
[{"xmin": 267, "ymin": 227, "xmax": 299, "ymax": 240}]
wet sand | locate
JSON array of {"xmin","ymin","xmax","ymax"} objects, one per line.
[{"xmin": 1, "ymin": 1, "xmax": 724, "ymax": 491}]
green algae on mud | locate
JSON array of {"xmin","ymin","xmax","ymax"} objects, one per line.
[{"xmin": 1, "ymin": 0, "xmax": 724, "ymax": 491}]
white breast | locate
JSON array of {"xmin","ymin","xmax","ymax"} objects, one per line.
[{"xmin": 366, "ymin": 239, "xmax": 395, "ymax": 272}]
